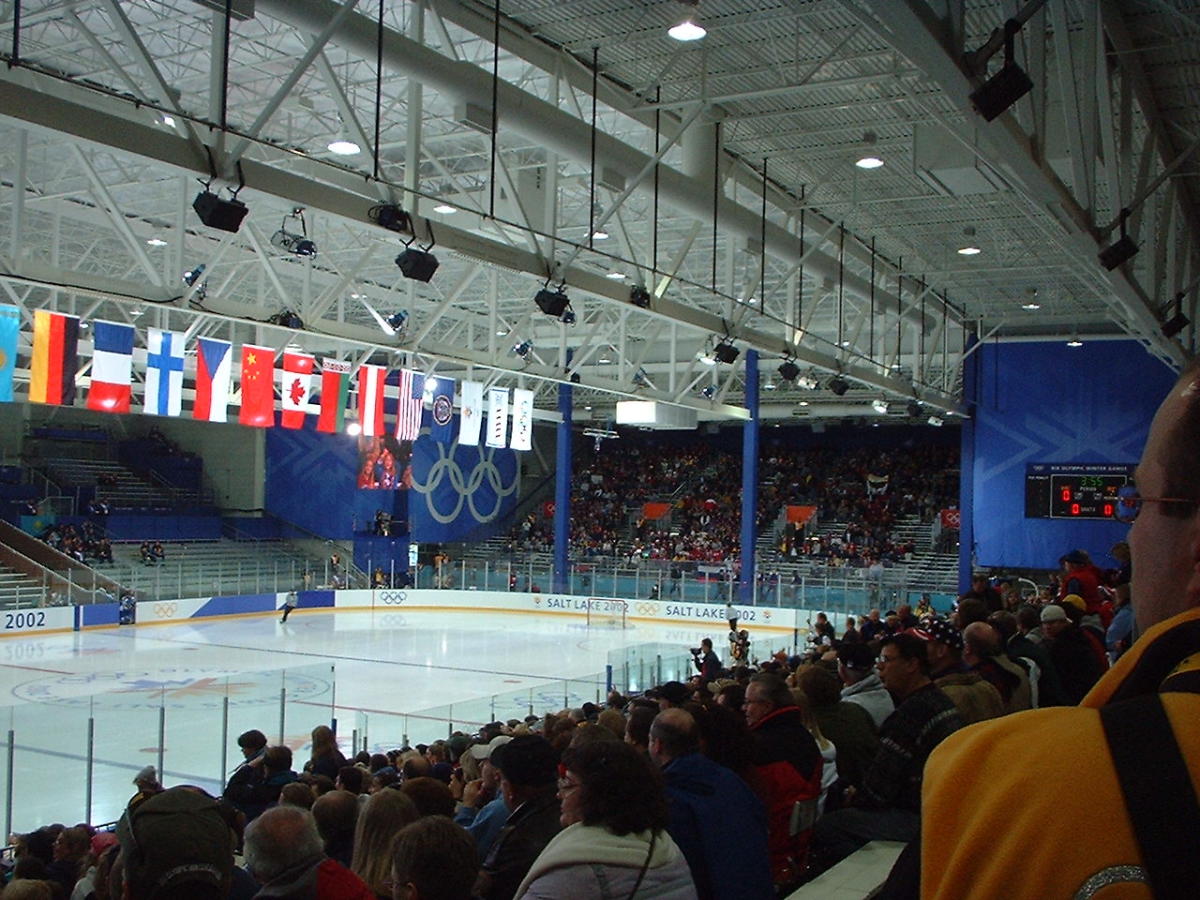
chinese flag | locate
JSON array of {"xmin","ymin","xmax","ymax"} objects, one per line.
[{"xmin": 238, "ymin": 344, "xmax": 275, "ymax": 427}]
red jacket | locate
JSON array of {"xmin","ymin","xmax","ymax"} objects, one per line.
[{"xmin": 747, "ymin": 705, "xmax": 822, "ymax": 882}]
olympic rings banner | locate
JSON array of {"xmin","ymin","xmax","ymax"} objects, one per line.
[{"xmin": 408, "ymin": 437, "xmax": 520, "ymax": 543}]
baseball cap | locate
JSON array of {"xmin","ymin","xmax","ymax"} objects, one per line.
[
  {"xmin": 116, "ymin": 787, "xmax": 235, "ymax": 899},
  {"xmin": 914, "ymin": 617, "xmax": 964, "ymax": 651},
  {"xmin": 1040, "ymin": 604, "xmax": 1068, "ymax": 623},
  {"xmin": 469, "ymin": 735, "xmax": 513, "ymax": 761}
]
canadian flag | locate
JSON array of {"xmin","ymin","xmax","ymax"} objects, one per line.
[{"xmin": 279, "ymin": 352, "xmax": 315, "ymax": 429}]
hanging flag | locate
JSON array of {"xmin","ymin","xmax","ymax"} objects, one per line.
[
  {"xmin": 394, "ymin": 369, "xmax": 424, "ymax": 441},
  {"xmin": 144, "ymin": 328, "xmax": 185, "ymax": 417},
  {"xmin": 511, "ymin": 388, "xmax": 534, "ymax": 451},
  {"xmin": 29, "ymin": 310, "xmax": 80, "ymax": 406},
  {"xmin": 430, "ymin": 377, "xmax": 456, "ymax": 444},
  {"xmin": 193, "ymin": 338, "xmax": 232, "ymax": 422},
  {"xmin": 239, "ymin": 344, "xmax": 275, "ymax": 427},
  {"xmin": 279, "ymin": 351, "xmax": 315, "ymax": 430},
  {"xmin": 86, "ymin": 320, "xmax": 135, "ymax": 414},
  {"xmin": 0, "ymin": 305, "xmax": 18, "ymax": 403},
  {"xmin": 486, "ymin": 387, "xmax": 509, "ymax": 448},
  {"xmin": 459, "ymin": 380, "xmax": 484, "ymax": 446},
  {"xmin": 317, "ymin": 359, "xmax": 352, "ymax": 433},
  {"xmin": 357, "ymin": 364, "xmax": 387, "ymax": 436}
]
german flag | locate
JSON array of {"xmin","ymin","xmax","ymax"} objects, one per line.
[{"xmin": 29, "ymin": 310, "xmax": 80, "ymax": 405}]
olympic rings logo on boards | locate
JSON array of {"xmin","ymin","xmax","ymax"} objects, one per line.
[
  {"xmin": 153, "ymin": 602, "xmax": 178, "ymax": 618},
  {"xmin": 379, "ymin": 592, "xmax": 407, "ymax": 605}
]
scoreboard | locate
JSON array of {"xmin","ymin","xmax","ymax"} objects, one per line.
[{"xmin": 1024, "ymin": 463, "xmax": 1135, "ymax": 519}]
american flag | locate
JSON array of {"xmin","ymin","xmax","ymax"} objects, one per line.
[{"xmin": 394, "ymin": 369, "xmax": 425, "ymax": 440}]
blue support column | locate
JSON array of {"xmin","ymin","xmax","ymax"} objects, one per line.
[
  {"xmin": 739, "ymin": 350, "xmax": 760, "ymax": 606},
  {"xmin": 553, "ymin": 356, "xmax": 573, "ymax": 593},
  {"xmin": 958, "ymin": 333, "xmax": 978, "ymax": 593}
]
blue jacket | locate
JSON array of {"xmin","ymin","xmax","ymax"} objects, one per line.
[{"xmin": 661, "ymin": 753, "xmax": 772, "ymax": 900}]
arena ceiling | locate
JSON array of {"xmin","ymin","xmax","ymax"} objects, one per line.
[{"xmin": 0, "ymin": 0, "xmax": 1197, "ymax": 427}]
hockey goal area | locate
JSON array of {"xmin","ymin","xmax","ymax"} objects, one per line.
[{"xmin": 585, "ymin": 598, "xmax": 630, "ymax": 629}]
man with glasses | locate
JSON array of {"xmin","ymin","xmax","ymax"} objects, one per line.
[
  {"xmin": 811, "ymin": 633, "xmax": 963, "ymax": 870},
  {"xmin": 922, "ymin": 363, "xmax": 1200, "ymax": 898}
]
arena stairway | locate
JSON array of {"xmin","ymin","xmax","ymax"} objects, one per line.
[{"xmin": 0, "ymin": 563, "xmax": 44, "ymax": 608}]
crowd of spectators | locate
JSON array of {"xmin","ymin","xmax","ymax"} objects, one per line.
[
  {"xmin": 503, "ymin": 439, "xmax": 957, "ymax": 570},
  {"xmin": 3, "ymin": 566, "xmax": 1114, "ymax": 900},
  {"xmin": 38, "ymin": 522, "xmax": 113, "ymax": 566}
]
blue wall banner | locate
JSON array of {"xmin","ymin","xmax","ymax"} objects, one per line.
[
  {"xmin": 408, "ymin": 434, "xmax": 519, "ymax": 543},
  {"xmin": 971, "ymin": 340, "xmax": 1175, "ymax": 569}
]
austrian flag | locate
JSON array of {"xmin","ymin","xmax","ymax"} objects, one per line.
[
  {"xmin": 280, "ymin": 352, "xmax": 315, "ymax": 429},
  {"xmin": 357, "ymin": 364, "xmax": 387, "ymax": 436}
]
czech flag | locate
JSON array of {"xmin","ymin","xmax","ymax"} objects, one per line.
[
  {"xmin": 86, "ymin": 320, "xmax": 134, "ymax": 414},
  {"xmin": 239, "ymin": 344, "xmax": 275, "ymax": 427},
  {"xmin": 29, "ymin": 310, "xmax": 80, "ymax": 406},
  {"xmin": 193, "ymin": 338, "xmax": 232, "ymax": 423}
]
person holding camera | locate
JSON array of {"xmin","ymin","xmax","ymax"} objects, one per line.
[{"xmin": 691, "ymin": 638, "xmax": 722, "ymax": 682}]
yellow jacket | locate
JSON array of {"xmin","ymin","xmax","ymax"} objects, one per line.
[{"xmin": 921, "ymin": 606, "xmax": 1200, "ymax": 900}]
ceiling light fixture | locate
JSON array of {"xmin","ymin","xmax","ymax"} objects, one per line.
[
  {"xmin": 927, "ymin": 415, "xmax": 945, "ymax": 427},
  {"xmin": 433, "ymin": 203, "xmax": 457, "ymax": 214},
  {"xmin": 1099, "ymin": 209, "xmax": 1139, "ymax": 270},
  {"xmin": 146, "ymin": 237, "xmax": 167, "ymax": 247},
  {"xmin": 855, "ymin": 130, "xmax": 884, "ymax": 169},
  {"xmin": 957, "ymin": 226, "xmax": 981, "ymax": 255},
  {"xmin": 872, "ymin": 398, "xmax": 890, "ymax": 414},
  {"xmin": 327, "ymin": 139, "xmax": 361, "ymax": 156},
  {"xmin": 668, "ymin": 1, "xmax": 707, "ymax": 41},
  {"xmin": 606, "ymin": 272, "xmax": 626, "ymax": 280},
  {"xmin": 512, "ymin": 340, "xmax": 532, "ymax": 359},
  {"xmin": 713, "ymin": 341, "xmax": 740, "ymax": 364},
  {"xmin": 1066, "ymin": 337, "xmax": 1083, "ymax": 348},
  {"xmin": 591, "ymin": 229, "xmax": 610, "ymax": 241},
  {"xmin": 630, "ymin": 285, "xmax": 651, "ymax": 308},
  {"xmin": 1021, "ymin": 302, "xmax": 1041, "ymax": 311}
]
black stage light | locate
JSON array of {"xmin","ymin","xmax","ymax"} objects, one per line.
[
  {"xmin": 713, "ymin": 342, "xmax": 740, "ymax": 364},
  {"xmin": 193, "ymin": 190, "xmax": 248, "ymax": 233},
  {"xmin": 906, "ymin": 400, "xmax": 922, "ymax": 418},
  {"xmin": 512, "ymin": 340, "xmax": 532, "ymax": 358},
  {"xmin": 970, "ymin": 63, "xmax": 1033, "ymax": 122},
  {"xmin": 778, "ymin": 360, "xmax": 800, "ymax": 383},
  {"xmin": 386, "ymin": 311, "xmax": 409, "ymax": 331},
  {"xmin": 535, "ymin": 288, "xmax": 569, "ymax": 317},
  {"xmin": 630, "ymin": 285, "xmax": 651, "ymax": 308},
  {"xmin": 560, "ymin": 308, "xmax": 577, "ymax": 325},
  {"xmin": 396, "ymin": 248, "xmax": 439, "ymax": 282},
  {"xmin": 828, "ymin": 375, "xmax": 848, "ymax": 396}
]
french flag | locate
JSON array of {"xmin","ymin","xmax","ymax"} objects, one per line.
[
  {"xmin": 86, "ymin": 321, "xmax": 134, "ymax": 414},
  {"xmin": 193, "ymin": 338, "xmax": 232, "ymax": 423}
]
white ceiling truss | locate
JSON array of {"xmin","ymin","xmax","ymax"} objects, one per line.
[{"xmin": 1, "ymin": 0, "xmax": 1197, "ymax": 426}]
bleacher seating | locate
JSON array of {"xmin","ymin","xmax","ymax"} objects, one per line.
[
  {"xmin": 108, "ymin": 539, "xmax": 339, "ymax": 601},
  {"xmin": 0, "ymin": 562, "xmax": 44, "ymax": 608}
]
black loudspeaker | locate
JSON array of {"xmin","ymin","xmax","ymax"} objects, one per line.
[
  {"xmin": 969, "ymin": 63, "xmax": 1033, "ymax": 122},
  {"xmin": 777, "ymin": 361, "xmax": 800, "ymax": 382},
  {"xmin": 1098, "ymin": 235, "xmax": 1138, "ymax": 271},
  {"xmin": 192, "ymin": 191, "xmax": 248, "ymax": 233},
  {"xmin": 713, "ymin": 342, "xmax": 740, "ymax": 364},
  {"xmin": 395, "ymin": 249, "xmax": 439, "ymax": 282},
  {"xmin": 535, "ymin": 289, "xmax": 569, "ymax": 317}
]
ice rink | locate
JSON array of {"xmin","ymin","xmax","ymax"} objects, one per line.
[{"xmin": 0, "ymin": 607, "xmax": 763, "ymax": 834}]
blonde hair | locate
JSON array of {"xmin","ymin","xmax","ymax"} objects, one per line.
[
  {"xmin": 310, "ymin": 724, "xmax": 338, "ymax": 761},
  {"xmin": 351, "ymin": 789, "xmax": 420, "ymax": 894}
]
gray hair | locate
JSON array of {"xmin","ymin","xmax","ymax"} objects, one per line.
[{"xmin": 243, "ymin": 806, "xmax": 325, "ymax": 883}]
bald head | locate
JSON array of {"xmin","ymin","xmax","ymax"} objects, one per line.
[
  {"xmin": 244, "ymin": 806, "xmax": 324, "ymax": 883},
  {"xmin": 648, "ymin": 707, "xmax": 699, "ymax": 765},
  {"xmin": 963, "ymin": 621, "xmax": 1001, "ymax": 662}
]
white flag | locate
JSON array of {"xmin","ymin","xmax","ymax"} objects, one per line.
[
  {"xmin": 511, "ymin": 388, "xmax": 534, "ymax": 451},
  {"xmin": 486, "ymin": 387, "xmax": 509, "ymax": 448},
  {"xmin": 144, "ymin": 329, "xmax": 184, "ymax": 417},
  {"xmin": 459, "ymin": 380, "xmax": 484, "ymax": 446}
]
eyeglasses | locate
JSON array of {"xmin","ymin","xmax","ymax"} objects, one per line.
[
  {"xmin": 1112, "ymin": 484, "xmax": 1200, "ymax": 523},
  {"xmin": 557, "ymin": 778, "xmax": 582, "ymax": 794},
  {"xmin": 876, "ymin": 654, "xmax": 901, "ymax": 666}
]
